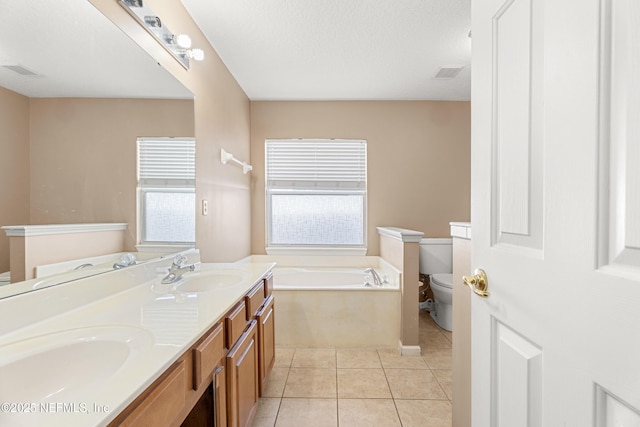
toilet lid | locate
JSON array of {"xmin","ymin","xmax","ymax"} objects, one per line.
[{"xmin": 431, "ymin": 273, "xmax": 453, "ymax": 289}]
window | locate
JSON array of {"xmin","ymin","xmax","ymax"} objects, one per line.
[
  {"xmin": 265, "ymin": 139, "xmax": 367, "ymax": 251},
  {"xmin": 137, "ymin": 137, "xmax": 195, "ymax": 247}
]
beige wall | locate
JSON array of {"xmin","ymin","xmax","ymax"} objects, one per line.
[
  {"xmin": 250, "ymin": 101, "xmax": 471, "ymax": 255},
  {"xmin": 29, "ymin": 98, "xmax": 194, "ymax": 251},
  {"xmin": 0, "ymin": 87, "xmax": 30, "ymax": 273},
  {"xmin": 93, "ymin": 0, "xmax": 252, "ymax": 262}
]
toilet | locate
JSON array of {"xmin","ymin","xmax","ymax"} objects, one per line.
[{"xmin": 419, "ymin": 238, "xmax": 453, "ymax": 331}]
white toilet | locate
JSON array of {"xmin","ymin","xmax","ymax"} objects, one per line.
[{"xmin": 419, "ymin": 238, "xmax": 453, "ymax": 331}]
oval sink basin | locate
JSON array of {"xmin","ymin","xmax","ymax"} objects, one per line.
[
  {"xmin": 176, "ymin": 269, "xmax": 250, "ymax": 293},
  {"xmin": 0, "ymin": 326, "xmax": 153, "ymax": 402}
]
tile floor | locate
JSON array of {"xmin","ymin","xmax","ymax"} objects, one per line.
[{"xmin": 252, "ymin": 310, "xmax": 452, "ymax": 427}]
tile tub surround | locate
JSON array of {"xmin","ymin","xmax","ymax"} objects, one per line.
[
  {"xmin": 253, "ymin": 310, "xmax": 452, "ymax": 427},
  {"xmin": 0, "ymin": 255, "xmax": 275, "ymax": 427}
]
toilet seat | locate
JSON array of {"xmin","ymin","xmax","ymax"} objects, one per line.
[{"xmin": 431, "ymin": 273, "xmax": 453, "ymax": 289}]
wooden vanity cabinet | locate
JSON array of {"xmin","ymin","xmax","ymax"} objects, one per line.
[
  {"xmin": 110, "ymin": 321, "xmax": 226, "ymax": 427},
  {"xmin": 109, "ymin": 272, "xmax": 274, "ymax": 427}
]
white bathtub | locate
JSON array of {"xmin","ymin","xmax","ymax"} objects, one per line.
[
  {"xmin": 273, "ymin": 267, "xmax": 393, "ymax": 289},
  {"xmin": 272, "ymin": 265, "xmax": 401, "ymax": 348}
]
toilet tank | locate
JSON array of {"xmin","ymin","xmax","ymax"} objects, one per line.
[{"xmin": 419, "ymin": 238, "xmax": 453, "ymax": 275}]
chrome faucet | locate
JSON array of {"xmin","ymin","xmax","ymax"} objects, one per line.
[
  {"xmin": 113, "ymin": 253, "xmax": 137, "ymax": 269},
  {"xmin": 161, "ymin": 254, "xmax": 196, "ymax": 284},
  {"xmin": 364, "ymin": 268, "xmax": 384, "ymax": 287}
]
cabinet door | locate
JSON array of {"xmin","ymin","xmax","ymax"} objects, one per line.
[
  {"xmin": 226, "ymin": 320, "xmax": 258, "ymax": 427},
  {"xmin": 213, "ymin": 365, "xmax": 226, "ymax": 427},
  {"xmin": 256, "ymin": 295, "xmax": 275, "ymax": 396}
]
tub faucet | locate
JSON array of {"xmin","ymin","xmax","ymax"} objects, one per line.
[
  {"xmin": 364, "ymin": 268, "xmax": 383, "ymax": 287},
  {"xmin": 161, "ymin": 254, "xmax": 196, "ymax": 284}
]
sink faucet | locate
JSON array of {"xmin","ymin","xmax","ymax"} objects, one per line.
[
  {"xmin": 364, "ymin": 268, "xmax": 384, "ymax": 287},
  {"xmin": 113, "ymin": 253, "xmax": 137, "ymax": 269},
  {"xmin": 161, "ymin": 254, "xmax": 196, "ymax": 284}
]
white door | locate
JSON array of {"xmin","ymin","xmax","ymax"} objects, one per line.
[{"xmin": 471, "ymin": 0, "xmax": 640, "ymax": 425}]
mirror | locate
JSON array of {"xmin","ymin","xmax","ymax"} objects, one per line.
[{"xmin": 0, "ymin": 0, "xmax": 195, "ymax": 298}]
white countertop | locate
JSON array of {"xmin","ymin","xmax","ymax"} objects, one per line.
[{"xmin": 0, "ymin": 257, "xmax": 275, "ymax": 426}]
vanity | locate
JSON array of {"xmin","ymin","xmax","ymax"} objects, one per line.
[{"xmin": 0, "ymin": 252, "xmax": 275, "ymax": 427}]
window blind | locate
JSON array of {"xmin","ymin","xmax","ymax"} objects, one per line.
[
  {"xmin": 138, "ymin": 138, "xmax": 195, "ymax": 187},
  {"xmin": 266, "ymin": 139, "xmax": 367, "ymax": 190}
]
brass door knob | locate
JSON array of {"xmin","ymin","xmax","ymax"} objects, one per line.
[{"xmin": 463, "ymin": 268, "xmax": 490, "ymax": 297}]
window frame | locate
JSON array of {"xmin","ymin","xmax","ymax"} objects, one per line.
[
  {"xmin": 136, "ymin": 137, "xmax": 196, "ymax": 251},
  {"xmin": 265, "ymin": 139, "xmax": 368, "ymax": 254}
]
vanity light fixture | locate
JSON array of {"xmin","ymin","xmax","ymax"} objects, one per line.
[{"xmin": 118, "ymin": 0, "xmax": 205, "ymax": 69}]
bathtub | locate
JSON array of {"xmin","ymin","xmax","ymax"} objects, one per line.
[{"xmin": 271, "ymin": 265, "xmax": 401, "ymax": 348}]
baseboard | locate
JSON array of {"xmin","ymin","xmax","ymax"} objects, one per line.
[{"xmin": 398, "ymin": 341, "xmax": 422, "ymax": 356}]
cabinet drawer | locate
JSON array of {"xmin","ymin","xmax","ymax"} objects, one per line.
[
  {"xmin": 225, "ymin": 301, "xmax": 247, "ymax": 349},
  {"xmin": 193, "ymin": 322, "xmax": 225, "ymax": 390},
  {"xmin": 264, "ymin": 273, "xmax": 273, "ymax": 297},
  {"xmin": 245, "ymin": 282, "xmax": 266, "ymax": 319}
]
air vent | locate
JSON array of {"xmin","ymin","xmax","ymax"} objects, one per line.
[
  {"xmin": 434, "ymin": 66, "xmax": 464, "ymax": 79},
  {"xmin": 2, "ymin": 65, "xmax": 38, "ymax": 76}
]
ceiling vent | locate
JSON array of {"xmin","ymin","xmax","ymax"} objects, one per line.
[
  {"xmin": 434, "ymin": 66, "xmax": 464, "ymax": 79},
  {"xmin": 2, "ymin": 65, "xmax": 39, "ymax": 76}
]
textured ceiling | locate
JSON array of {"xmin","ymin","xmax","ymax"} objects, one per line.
[
  {"xmin": 182, "ymin": 0, "xmax": 471, "ymax": 100},
  {"xmin": 0, "ymin": 0, "xmax": 470, "ymax": 101},
  {"xmin": 0, "ymin": 0, "xmax": 192, "ymax": 99}
]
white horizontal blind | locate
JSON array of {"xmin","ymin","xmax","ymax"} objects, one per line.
[
  {"xmin": 138, "ymin": 138, "xmax": 195, "ymax": 187},
  {"xmin": 266, "ymin": 139, "xmax": 366, "ymax": 190}
]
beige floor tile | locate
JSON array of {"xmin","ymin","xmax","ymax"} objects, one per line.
[
  {"xmin": 291, "ymin": 348, "xmax": 336, "ymax": 369},
  {"xmin": 337, "ymin": 368, "xmax": 391, "ymax": 398},
  {"xmin": 422, "ymin": 349, "xmax": 452, "ymax": 370},
  {"xmin": 274, "ymin": 348, "xmax": 295, "ymax": 368},
  {"xmin": 432, "ymin": 369, "xmax": 452, "ymax": 383},
  {"xmin": 253, "ymin": 398, "xmax": 281, "ymax": 427},
  {"xmin": 419, "ymin": 311, "xmax": 440, "ymax": 330},
  {"xmin": 441, "ymin": 330, "xmax": 453, "ymax": 344},
  {"xmin": 378, "ymin": 349, "xmax": 428, "ymax": 369},
  {"xmin": 336, "ymin": 348, "xmax": 382, "ymax": 368},
  {"xmin": 419, "ymin": 330, "xmax": 452, "ymax": 349},
  {"xmin": 283, "ymin": 368, "xmax": 337, "ymax": 398},
  {"xmin": 275, "ymin": 398, "xmax": 337, "ymax": 427},
  {"xmin": 432, "ymin": 369, "xmax": 453, "ymax": 400},
  {"xmin": 338, "ymin": 399, "xmax": 401, "ymax": 427},
  {"xmin": 395, "ymin": 399, "xmax": 452, "ymax": 427},
  {"xmin": 440, "ymin": 381, "xmax": 453, "ymax": 401},
  {"xmin": 262, "ymin": 367, "xmax": 289, "ymax": 398},
  {"xmin": 385, "ymin": 369, "xmax": 448, "ymax": 400}
]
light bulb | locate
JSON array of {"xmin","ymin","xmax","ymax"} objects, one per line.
[
  {"xmin": 187, "ymin": 49, "xmax": 205, "ymax": 61},
  {"xmin": 174, "ymin": 34, "xmax": 192, "ymax": 49}
]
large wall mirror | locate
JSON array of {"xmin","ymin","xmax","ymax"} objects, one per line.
[{"xmin": 0, "ymin": 0, "xmax": 195, "ymax": 298}]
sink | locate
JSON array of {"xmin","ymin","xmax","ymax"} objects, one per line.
[
  {"xmin": 0, "ymin": 326, "xmax": 153, "ymax": 402},
  {"xmin": 176, "ymin": 269, "xmax": 251, "ymax": 293}
]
